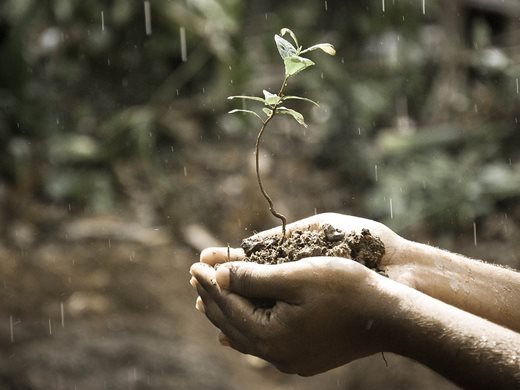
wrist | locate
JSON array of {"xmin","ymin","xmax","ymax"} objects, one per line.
[
  {"xmin": 381, "ymin": 238, "xmax": 427, "ymax": 290},
  {"xmin": 358, "ymin": 272, "xmax": 413, "ymax": 355}
]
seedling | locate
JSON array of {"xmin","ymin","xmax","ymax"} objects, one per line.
[{"xmin": 228, "ymin": 28, "xmax": 335, "ymax": 240}]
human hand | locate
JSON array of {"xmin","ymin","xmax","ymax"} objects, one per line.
[
  {"xmin": 190, "ymin": 257, "xmax": 394, "ymax": 376},
  {"xmin": 200, "ymin": 213, "xmax": 416, "ymax": 287}
]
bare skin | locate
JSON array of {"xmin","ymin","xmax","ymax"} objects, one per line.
[{"xmin": 189, "ymin": 213, "xmax": 520, "ymax": 387}]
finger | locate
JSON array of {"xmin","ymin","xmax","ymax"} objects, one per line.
[
  {"xmin": 196, "ymin": 283, "xmax": 255, "ymax": 355},
  {"xmin": 200, "ymin": 247, "xmax": 245, "ymax": 266},
  {"xmin": 215, "ymin": 261, "xmax": 301, "ymax": 301},
  {"xmin": 195, "ymin": 296, "xmax": 205, "ymax": 313},
  {"xmin": 191, "ymin": 263, "xmax": 265, "ymax": 331}
]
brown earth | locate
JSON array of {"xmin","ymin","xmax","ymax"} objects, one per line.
[{"xmin": 242, "ymin": 224, "xmax": 385, "ymax": 270}]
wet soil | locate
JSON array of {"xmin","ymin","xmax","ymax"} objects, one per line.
[{"xmin": 241, "ymin": 224, "xmax": 385, "ymax": 270}]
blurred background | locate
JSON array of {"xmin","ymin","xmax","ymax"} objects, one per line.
[{"xmin": 0, "ymin": 0, "xmax": 519, "ymax": 388}]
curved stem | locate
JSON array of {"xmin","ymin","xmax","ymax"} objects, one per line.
[{"xmin": 255, "ymin": 76, "xmax": 289, "ymax": 241}]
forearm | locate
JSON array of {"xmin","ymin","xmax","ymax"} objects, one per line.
[
  {"xmin": 381, "ymin": 278, "xmax": 520, "ymax": 388},
  {"xmin": 384, "ymin": 240, "xmax": 520, "ymax": 332}
]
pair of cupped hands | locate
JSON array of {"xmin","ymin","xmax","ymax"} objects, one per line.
[{"xmin": 189, "ymin": 213, "xmax": 416, "ymax": 376}]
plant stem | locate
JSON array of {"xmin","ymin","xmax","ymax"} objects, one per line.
[{"xmin": 255, "ymin": 76, "xmax": 289, "ymax": 241}]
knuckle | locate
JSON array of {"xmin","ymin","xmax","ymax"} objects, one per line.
[{"xmin": 232, "ymin": 265, "xmax": 253, "ymax": 294}]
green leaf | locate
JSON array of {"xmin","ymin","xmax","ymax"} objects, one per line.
[
  {"xmin": 274, "ymin": 34, "xmax": 297, "ymax": 59},
  {"xmin": 280, "ymin": 28, "xmax": 299, "ymax": 49},
  {"xmin": 228, "ymin": 95, "xmax": 266, "ymax": 103},
  {"xmin": 276, "ymin": 106, "xmax": 307, "ymax": 127},
  {"xmin": 262, "ymin": 108, "xmax": 273, "ymax": 117},
  {"xmin": 283, "ymin": 56, "xmax": 315, "ymax": 77},
  {"xmin": 262, "ymin": 90, "xmax": 282, "ymax": 106},
  {"xmin": 228, "ymin": 109, "xmax": 264, "ymax": 122},
  {"xmin": 282, "ymin": 96, "xmax": 320, "ymax": 106},
  {"xmin": 300, "ymin": 43, "xmax": 336, "ymax": 56}
]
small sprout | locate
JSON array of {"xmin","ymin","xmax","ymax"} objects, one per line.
[{"xmin": 228, "ymin": 28, "xmax": 335, "ymax": 239}]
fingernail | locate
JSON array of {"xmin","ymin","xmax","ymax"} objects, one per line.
[
  {"xmin": 189, "ymin": 277, "xmax": 197, "ymax": 288},
  {"xmin": 216, "ymin": 266, "xmax": 230, "ymax": 289},
  {"xmin": 195, "ymin": 297, "xmax": 205, "ymax": 313}
]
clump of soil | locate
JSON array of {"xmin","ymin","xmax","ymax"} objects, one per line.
[{"xmin": 241, "ymin": 224, "xmax": 385, "ymax": 270}]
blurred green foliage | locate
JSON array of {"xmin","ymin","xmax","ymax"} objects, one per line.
[{"xmin": 0, "ymin": 0, "xmax": 519, "ymax": 235}]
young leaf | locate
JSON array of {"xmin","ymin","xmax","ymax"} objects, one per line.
[
  {"xmin": 300, "ymin": 43, "xmax": 336, "ymax": 56},
  {"xmin": 276, "ymin": 106, "xmax": 308, "ymax": 127},
  {"xmin": 228, "ymin": 95, "xmax": 266, "ymax": 103},
  {"xmin": 274, "ymin": 34, "xmax": 297, "ymax": 59},
  {"xmin": 228, "ymin": 109, "xmax": 264, "ymax": 122},
  {"xmin": 262, "ymin": 108, "xmax": 273, "ymax": 117},
  {"xmin": 283, "ymin": 56, "xmax": 315, "ymax": 77},
  {"xmin": 262, "ymin": 90, "xmax": 282, "ymax": 106},
  {"xmin": 282, "ymin": 96, "xmax": 320, "ymax": 106},
  {"xmin": 280, "ymin": 28, "xmax": 299, "ymax": 49}
]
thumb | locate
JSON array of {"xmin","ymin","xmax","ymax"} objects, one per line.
[{"xmin": 216, "ymin": 261, "xmax": 296, "ymax": 300}]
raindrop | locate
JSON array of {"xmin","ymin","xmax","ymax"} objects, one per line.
[
  {"xmin": 101, "ymin": 11, "xmax": 105, "ymax": 32},
  {"xmin": 180, "ymin": 27, "xmax": 187, "ymax": 62},
  {"xmin": 9, "ymin": 315, "xmax": 14, "ymax": 343},
  {"xmin": 516, "ymin": 78, "xmax": 519, "ymax": 94},
  {"xmin": 108, "ymin": 239, "xmax": 111, "ymax": 249},
  {"xmin": 358, "ymin": 127, "xmax": 361, "ymax": 135},
  {"xmin": 422, "ymin": 0, "xmax": 426, "ymax": 15},
  {"xmin": 144, "ymin": 1, "xmax": 152, "ymax": 36},
  {"xmin": 107, "ymin": 58, "xmax": 111, "ymax": 66},
  {"xmin": 382, "ymin": 0, "xmax": 385, "ymax": 13},
  {"xmin": 389, "ymin": 198, "xmax": 393, "ymax": 219},
  {"xmin": 473, "ymin": 222, "xmax": 477, "ymax": 246},
  {"xmin": 324, "ymin": 1, "xmax": 328, "ymax": 11},
  {"xmin": 61, "ymin": 302, "xmax": 65, "ymax": 328},
  {"xmin": 474, "ymin": 104, "xmax": 478, "ymax": 113},
  {"xmin": 374, "ymin": 164, "xmax": 378, "ymax": 182},
  {"xmin": 48, "ymin": 318, "xmax": 53, "ymax": 335},
  {"xmin": 183, "ymin": 166, "xmax": 188, "ymax": 177},
  {"xmin": 314, "ymin": 207, "xmax": 318, "ymax": 215}
]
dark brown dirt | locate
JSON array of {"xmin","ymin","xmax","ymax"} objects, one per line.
[{"xmin": 241, "ymin": 224, "xmax": 385, "ymax": 270}]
